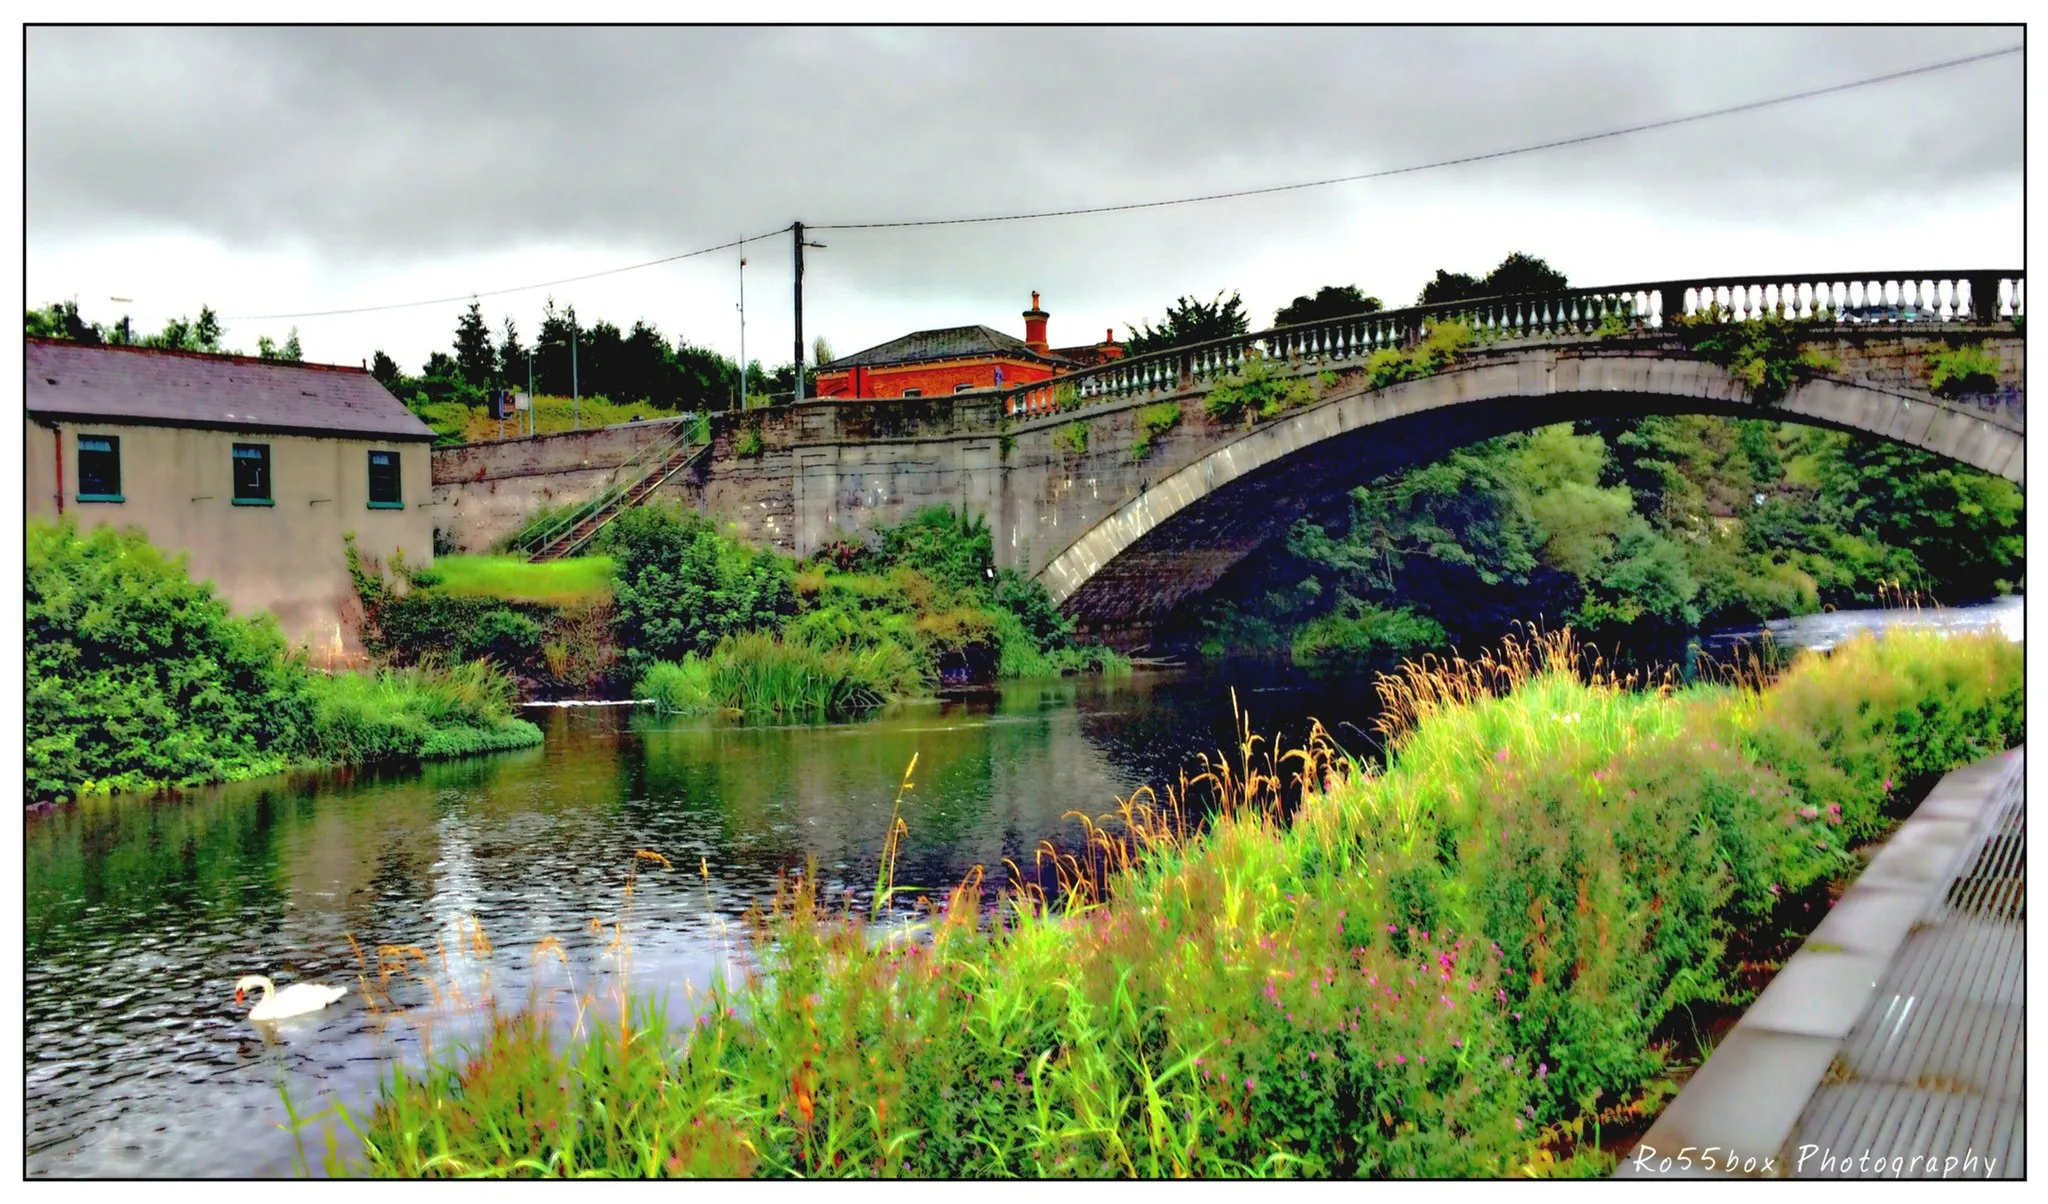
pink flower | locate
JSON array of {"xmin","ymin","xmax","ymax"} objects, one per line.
[
  {"xmin": 1495, "ymin": 748, "xmax": 1509, "ymax": 762},
  {"xmin": 1395, "ymin": 1053, "xmax": 1406, "ymax": 1064}
]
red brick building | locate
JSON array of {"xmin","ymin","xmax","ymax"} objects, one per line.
[{"xmin": 813, "ymin": 293, "xmax": 1120, "ymax": 400}]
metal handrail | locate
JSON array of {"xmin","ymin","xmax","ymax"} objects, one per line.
[
  {"xmin": 510, "ymin": 416, "xmax": 702, "ymax": 556},
  {"xmin": 548, "ymin": 440, "xmax": 714, "ymax": 561},
  {"xmin": 994, "ymin": 270, "xmax": 2024, "ymax": 419}
]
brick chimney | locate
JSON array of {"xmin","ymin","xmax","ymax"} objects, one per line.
[
  {"xmin": 1023, "ymin": 291, "xmax": 1049, "ymax": 354},
  {"xmin": 1098, "ymin": 327, "xmax": 1123, "ymax": 361}
]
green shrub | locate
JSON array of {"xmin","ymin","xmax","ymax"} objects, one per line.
[
  {"xmin": 735, "ymin": 428, "xmax": 765, "ymax": 458},
  {"xmin": 1127, "ymin": 401, "xmax": 1181, "ymax": 462},
  {"xmin": 26, "ymin": 519, "xmax": 313, "ymax": 801},
  {"xmin": 876, "ymin": 505, "xmax": 995, "ymax": 596},
  {"xmin": 1204, "ymin": 354, "xmax": 1315, "ymax": 425},
  {"xmin": 606, "ymin": 504, "xmax": 794, "ymax": 670},
  {"xmin": 1053, "ymin": 419, "xmax": 1090, "ymax": 455},
  {"xmin": 1925, "ymin": 342, "xmax": 2001, "ymax": 398},
  {"xmin": 1290, "ymin": 602, "xmax": 1448, "ymax": 678},
  {"xmin": 1365, "ymin": 321, "xmax": 1475, "ymax": 389},
  {"xmin": 1672, "ymin": 311, "xmax": 1839, "ymax": 406}
]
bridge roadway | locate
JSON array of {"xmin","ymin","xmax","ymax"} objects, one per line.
[
  {"xmin": 1618, "ymin": 746, "xmax": 2025, "ymax": 1179},
  {"xmin": 429, "ymin": 270, "xmax": 2025, "ymax": 640}
]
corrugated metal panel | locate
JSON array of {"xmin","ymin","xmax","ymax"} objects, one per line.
[{"xmin": 1786, "ymin": 751, "xmax": 2025, "ymax": 1178}]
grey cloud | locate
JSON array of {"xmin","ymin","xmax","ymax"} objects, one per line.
[{"xmin": 28, "ymin": 26, "xmax": 2022, "ymax": 303}]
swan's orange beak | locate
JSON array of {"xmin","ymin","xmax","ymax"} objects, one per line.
[{"xmin": 235, "ymin": 988, "xmax": 245, "ymax": 1005}]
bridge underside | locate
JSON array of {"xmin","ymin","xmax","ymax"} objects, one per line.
[{"xmin": 1057, "ymin": 390, "xmax": 2020, "ymax": 647}]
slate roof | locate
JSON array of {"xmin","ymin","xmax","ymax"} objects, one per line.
[
  {"xmin": 24, "ymin": 339, "xmax": 436, "ymax": 441},
  {"xmin": 822, "ymin": 325, "xmax": 1079, "ymax": 370}
]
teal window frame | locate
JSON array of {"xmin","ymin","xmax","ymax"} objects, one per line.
[
  {"xmin": 232, "ymin": 442, "xmax": 272, "ymax": 504},
  {"xmin": 366, "ymin": 449, "xmax": 404, "ymax": 508},
  {"xmin": 75, "ymin": 434, "xmax": 124, "ymax": 502}
]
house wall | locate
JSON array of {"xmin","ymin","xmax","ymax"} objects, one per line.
[
  {"xmin": 25, "ymin": 418, "xmax": 434, "ymax": 664},
  {"xmin": 814, "ymin": 355, "xmax": 1059, "ymax": 400}
]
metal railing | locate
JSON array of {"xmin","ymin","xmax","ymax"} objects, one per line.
[
  {"xmin": 508, "ymin": 415, "xmax": 708, "ymax": 559},
  {"xmin": 995, "ymin": 271, "xmax": 2024, "ymax": 419}
]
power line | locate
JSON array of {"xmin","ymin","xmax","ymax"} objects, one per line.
[
  {"xmin": 811, "ymin": 45, "xmax": 2023, "ymax": 232},
  {"xmin": 221, "ymin": 44, "xmax": 2018, "ymax": 323},
  {"xmin": 224, "ymin": 227, "xmax": 789, "ymax": 321}
]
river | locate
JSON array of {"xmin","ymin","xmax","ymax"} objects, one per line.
[{"xmin": 22, "ymin": 595, "xmax": 2022, "ymax": 1177}]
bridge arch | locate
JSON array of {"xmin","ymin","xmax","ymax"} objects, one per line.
[{"xmin": 1036, "ymin": 342, "xmax": 2024, "ymax": 630}]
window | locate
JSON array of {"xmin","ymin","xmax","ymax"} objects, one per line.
[
  {"xmin": 367, "ymin": 450, "xmax": 403, "ymax": 508},
  {"xmin": 954, "ymin": 383, "xmax": 976, "ymax": 394},
  {"xmin": 900, "ymin": 388, "xmax": 923, "ymax": 398},
  {"xmin": 232, "ymin": 443, "xmax": 273, "ymax": 505},
  {"xmin": 76, "ymin": 435, "xmax": 122, "ymax": 502}
]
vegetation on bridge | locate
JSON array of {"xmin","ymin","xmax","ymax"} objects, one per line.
[
  {"xmin": 26, "ymin": 519, "xmax": 541, "ymax": 804},
  {"xmin": 319, "ymin": 626, "xmax": 2021, "ymax": 1177}
]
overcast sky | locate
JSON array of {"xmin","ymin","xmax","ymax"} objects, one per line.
[{"xmin": 24, "ymin": 25, "xmax": 2025, "ymax": 377}]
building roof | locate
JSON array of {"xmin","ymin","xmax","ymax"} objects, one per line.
[
  {"xmin": 822, "ymin": 324, "xmax": 1078, "ymax": 371},
  {"xmin": 24, "ymin": 339, "xmax": 437, "ymax": 442}
]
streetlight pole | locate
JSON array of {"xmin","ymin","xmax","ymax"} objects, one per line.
[
  {"xmin": 570, "ymin": 307, "xmax": 580, "ymax": 431},
  {"xmin": 527, "ymin": 348, "xmax": 536, "ymax": 438}
]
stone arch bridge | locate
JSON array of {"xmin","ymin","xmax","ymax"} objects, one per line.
[{"xmin": 431, "ymin": 270, "xmax": 2023, "ymax": 644}]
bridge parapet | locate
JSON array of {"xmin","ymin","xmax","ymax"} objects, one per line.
[{"xmin": 990, "ymin": 270, "xmax": 2025, "ymax": 421}]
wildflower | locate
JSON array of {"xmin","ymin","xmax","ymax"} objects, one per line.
[
  {"xmin": 1495, "ymin": 749, "xmax": 1509, "ymax": 762},
  {"xmin": 1537, "ymin": 1062, "xmax": 1548, "ymax": 1080},
  {"xmin": 1394, "ymin": 1053, "xmax": 1406, "ymax": 1065}
]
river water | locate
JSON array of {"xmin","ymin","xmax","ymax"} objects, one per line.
[{"xmin": 22, "ymin": 597, "xmax": 2022, "ymax": 1177}]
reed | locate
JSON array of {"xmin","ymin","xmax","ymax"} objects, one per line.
[
  {"xmin": 319, "ymin": 627, "xmax": 2021, "ymax": 1178},
  {"xmin": 636, "ymin": 631, "xmax": 915, "ymax": 720}
]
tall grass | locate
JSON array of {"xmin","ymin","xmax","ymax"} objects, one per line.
[
  {"xmin": 302, "ymin": 658, "xmax": 542, "ymax": 763},
  {"xmin": 636, "ymin": 631, "xmax": 916, "ymax": 720},
  {"xmin": 329, "ymin": 627, "xmax": 2020, "ymax": 1178}
]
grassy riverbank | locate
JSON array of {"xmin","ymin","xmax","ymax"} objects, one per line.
[
  {"xmin": 360, "ymin": 502, "xmax": 1125, "ymax": 716},
  {"xmin": 324, "ymin": 626, "xmax": 2019, "ymax": 1177},
  {"xmin": 25, "ymin": 520, "xmax": 541, "ymax": 804}
]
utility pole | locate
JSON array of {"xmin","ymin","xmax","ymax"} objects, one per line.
[
  {"xmin": 749, "ymin": 246, "xmax": 757, "ymax": 411},
  {"xmin": 792, "ymin": 222, "xmax": 825, "ymax": 402},
  {"xmin": 738, "ymin": 247, "xmax": 747, "ymax": 410},
  {"xmin": 570, "ymin": 307, "xmax": 580, "ymax": 430},
  {"xmin": 527, "ymin": 350, "xmax": 536, "ymax": 438}
]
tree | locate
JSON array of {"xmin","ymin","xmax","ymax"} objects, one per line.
[
  {"xmin": 1418, "ymin": 253, "xmax": 1569, "ymax": 305},
  {"xmin": 141, "ymin": 305, "xmax": 225, "ymax": 353},
  {"xmin": 812, "ymin": 335, "xmax": 835, "ymax": 368},
  {"xmin": 1274, "ymin": 285, "xmax": 1383, "ymax": 328},
  {"xmin": 453, "ymin": 299, "xmax": 497, "ymax": 387},
  {"xmin": 370, "ymin": 350, "xmax": 402, "ymax": 388},
  {"xmin": 1481, "ymin": 252, "xmax": 1569, "ymax": 298},
  {"xmin": 498, "ymin": 317, "xmax": 525, "ymax": 385},
  {"xmin": 1419, "ymin": 270, "xmax": 1484, "ymax": 306},
  {"xmin": 534, "ymin": 298, "xmax": 576, "ymax": 397},
  {"xmin": 1125, "ymin": 291, "xmax": 1249, "ymax": 357},
  {"xmin": 674, "ymin": 340, "xmax": 739, "ymax": 412},
  {"xmin": 256, "ymin": 328, "xmax": 303, "ymax": 363},
  {"xmin": 25, "ymin": 301, "xmax": 102, "ymax": 344}
]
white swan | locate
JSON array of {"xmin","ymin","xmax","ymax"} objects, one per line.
[{"xmin": 235, "ymin": 974, "xmax": 347, "ymax": 1021}]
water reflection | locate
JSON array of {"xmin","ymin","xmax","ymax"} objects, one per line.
[{"xmin": 23, "ymin": 598, "xmax": 2018, "ymax": 1177}]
